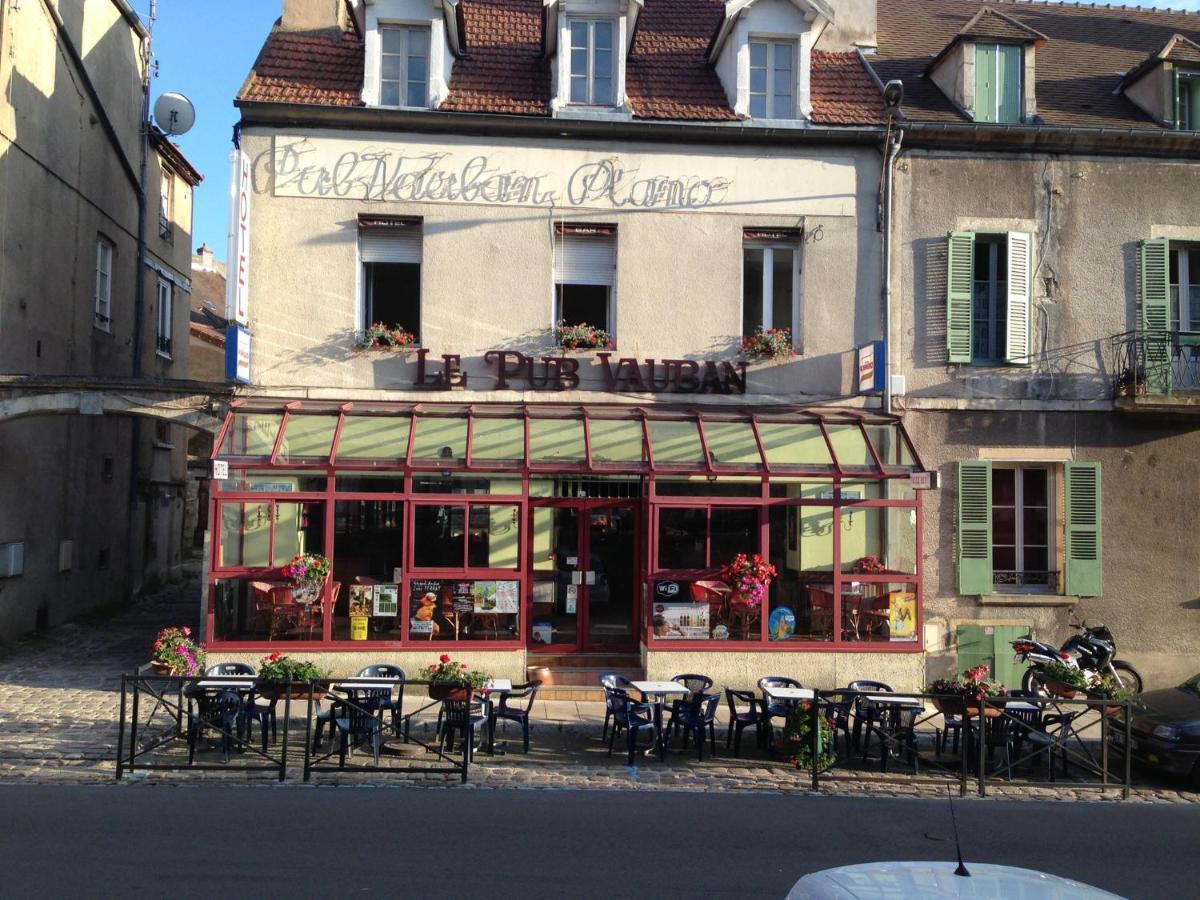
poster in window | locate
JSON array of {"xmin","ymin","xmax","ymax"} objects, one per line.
[
  {"xmin": 373, "ymin": 583, "xmax": 399, "ymax": 617},
  {"xmin": 349, "ymin": 584, "xmax": 372, "ymax": 617},
  {"xmin": 532, "ymin": 581, "xmax": 555, "ymax": 607},
  {"xmin": 652, "ymin": 602, "xmax": 709, "ymax": 640},
  {"xmin": 888, "ymin": 591, "xmax": 917, "ymax": 641},
  {"xmin": 452, "ymin": 582, "xmax": 475, "ymax": 614},
  {"xmin": 475, "ymin": 580, "xmax": 518, "ymax": 614},
  {"xmin": 410, "ymin": 579, "xmax": 442, "ymax": 638}
]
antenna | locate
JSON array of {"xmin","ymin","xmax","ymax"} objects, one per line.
[
  {"xmin": 947, "ymin": 786, "xmax": 971, "ymax": 878},
  {"xmin": 153, "ymin": 92, "xmax": 196, "ymax": 137}
]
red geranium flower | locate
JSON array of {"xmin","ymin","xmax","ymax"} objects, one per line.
[{"xmin": 439, "ymin": 654, "xmax": 451, "ymax": 664}]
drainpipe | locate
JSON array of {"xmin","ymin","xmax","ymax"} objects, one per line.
[{"xmin": 881, "ymin": 120, "xmax": 904, "ymax": 416}]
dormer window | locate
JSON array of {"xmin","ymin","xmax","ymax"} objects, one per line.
[
  {"xmin": 974, "ymin": 43, "xmax": 1021, "ymax": 124},
  {"xmin": 749, "ymin": 40, "xmax": 796, "ymax": 119},
  {"xmin": 568, "ymin": 19, "xmax": 616, "ymax": 106},
  {"xmin": 380, "ymin": 25, "xmax": 430, "ymax": 108}
]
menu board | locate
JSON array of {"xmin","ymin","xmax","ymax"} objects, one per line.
[{"xmin": 651, "ymin": 602, "xmax": 709, "ymax": 640}]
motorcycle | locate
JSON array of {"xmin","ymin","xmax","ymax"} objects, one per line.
[{"xmin": 1011, "ymin": 614, "xmax": 1143, "ymax": 696}]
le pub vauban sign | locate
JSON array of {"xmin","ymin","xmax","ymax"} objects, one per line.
[{"xmin": 412, "ymin": 349, "xmax": 747, "ymax": 394}]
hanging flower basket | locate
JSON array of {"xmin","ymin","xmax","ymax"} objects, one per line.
[{"xmin": 356, "ymin": 323, "xmax": 419, "ymax": 352}]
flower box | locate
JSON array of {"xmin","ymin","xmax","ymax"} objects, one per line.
[
  {"xmin": 259, "ymin": 682, "xmax": 328, "ymax": 702},
  {"xmin": 428, "ymin": 684, "xmax": 473, "ymax": 702},
  {"xmin": 1044, "ymin": 678, "xmax": 1079, "ymax": 699}
]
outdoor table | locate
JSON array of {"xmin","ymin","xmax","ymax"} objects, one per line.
[
  {"xmin": 481, "ymin": 680, "xmax": 514, "ymax": 754},
  {"xmin": 630, "ymin": 681, "xmax": 690, "ymax": 761},
  {"xmin": 859, "ymin": 694, "xmax": 924, "ymax": 772},
  {"xmin": 763, "ymin": 686, "xmax": 816, "ymax": 702},
  {"xmin": 192, "ymin": 679, "xmax": 256, "ymax": 691}
]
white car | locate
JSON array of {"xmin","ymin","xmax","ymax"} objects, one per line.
[{"xmin": 786, "ymin": 861, "xmax": 1123, "ymax": 899}]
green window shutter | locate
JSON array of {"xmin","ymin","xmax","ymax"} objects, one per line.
[
  {"xmin": 1140, "ymin": 238, "xmax": 1172, "ymax": 394},
  {"xmin": 1005, "ymin": 231, "xmax": 1032, "ymax": 364},
  {"xmin": 975, "ymin": 45, "xmax": 996, "ymax": 122},
  {"xmin": 956, "ymin": 461, "xmax": 992, "ymax": 595},
  {"xmin": 1064, "ymin": 462, "xmax": 1102, "ymax": 597},
  {"xmin": 947, "ymin": 232, "xmax": 975, "ymax": 363},
  {"xmin": 997, "ymin": 44, "xmax": 1022, "ymax": 123}
]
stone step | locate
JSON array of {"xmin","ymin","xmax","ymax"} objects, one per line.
[
  {"xmin": 525, "ymin": 665, "xmax": 643, "ymax": 688},
  {"xmin": 536, "ymin": 685, "xmax": 607, "ymax": 702}
]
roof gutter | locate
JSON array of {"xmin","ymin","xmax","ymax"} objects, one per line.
[
  {"xmin": 902, "ymin": 120, "xmax": 1200, "ymax": 159},
  {"xmin": 234, "ymin": 101, "xmax": 886, "ymax": 147}
]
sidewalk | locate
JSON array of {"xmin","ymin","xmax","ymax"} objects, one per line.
[{"xmin": 0, "ymin": 569, "xmax": 1196, "ymax": 804}]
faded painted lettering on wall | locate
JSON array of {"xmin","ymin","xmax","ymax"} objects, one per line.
[{"xmin": 263, "ymin": 135, "xmax": 858, "ymax": 217}]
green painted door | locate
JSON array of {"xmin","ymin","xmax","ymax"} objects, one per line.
[{"xmin": 956, "ymin": 624, "xmax": 1029, "ymax": 690}]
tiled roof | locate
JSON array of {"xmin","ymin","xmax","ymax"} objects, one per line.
[
  {"xmin": 240, "ymin": 25, "xmax": 365, "ymax": 107},
  {"xmin": 873, "ymin": 0, "xmax": 1200, "ymax": 129},
  {"xmin": 811, "ymin": 51, "xmax": 887, "ymax": 126},
  {"xmin": 238, "ymin": 1, "xmax": 885, "ymax": 126},
  {"xmin": 440, "ymin": 0, "xmax": 550, "ymax": 116},
  {"xmin": 1163, "ymin": 33, "xmax": 1200, "ymax": 66},
  {"xmin": 626, "ymin": 0, "xmax": 738, "ymax": 121}
]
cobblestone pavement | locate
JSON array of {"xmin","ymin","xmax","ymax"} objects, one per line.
[{"xmin": 0, "ymin": 569, "xmax": 1196, "ymax": 804}]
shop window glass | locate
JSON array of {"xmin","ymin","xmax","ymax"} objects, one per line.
[
  {"xmin": 768, "ymin": 504, "xmax": 835, "ymax": 642},
  {"xmin": 218, "ymin": 471, "xmax": 327, "ymax": 493},
  {"xmin": 648, "ymin": 419, "xmax": 705, "ymax": 465},
  {"xmin": 656, "ymin": 477, "xmax": 761, "ymax": 498},
  {"xmin": 278, "ymin": 416, "xmax": 338, "ymax": 461},
  {"xmin": 219, "ymin": 413, "xmax": 281, "ymax": 458},
  {"xmin": 845, "ymin": 582, "xmax": 918, "ymax": 643},
  {"xmin": 413, "ymin": 504, "xmax": 519, "ymax": 570},
  {"xmin": 529, "ymin": 418, "xmax": 586, "ymax": 462},
  {"xmin": 412, "ymin": 416, "xmax": 467, "ymax": 461},
  {"xmin": 414, "ymin": 505, "xmax": 466, "ymax": 567},
  {"xmin": 336, "ymin": 475, "xmax": 407, "ymax": 493},
  {"xmin": 332, "ymin": 500, "xmax": 403, "ymax": 642},
  {"xmin": 702, "ymin": 420, "xmax": 763, "ymax": 467},
  {"xmin": 658, "ymin": 507, "xmax": 707, "ymax": 569},
  {"xmin": 757, "ymin": 422, "xmax": 833, "ymax": 468},
  {"xmin": 412, "ymin": 475, "xmax": 520, "ymax": 495},
  {"xmin": 271, "ymin": 502, "xmax": 326, "ymax": 568},
  {"xmin": 769, "ymin": 478, "xmax": 834, "ymax": 499},
  {"xmin": 471, "ymin": 417, "xmax": 525, "ymax": 462},
  {"xmin": 469, "ymin": 505, "xmax": 520, "ymax": 569},
  {"xmin": 710, "ymin": 507, "xmax": 758, "ymax": 564},
  {"xmin": 219, "ymin": 502, "xmax": 270, "ymax": 568},
  {"xmin": 589, "ymin": 419, "xmax": 646, "ymax": 464},
  {"xmin": 409, "ymin": 577, "xmax": 521, "ymax": 642},
  {"xmin": 335, "ymin": 416, "xmax": 410, "ymax": 461}
]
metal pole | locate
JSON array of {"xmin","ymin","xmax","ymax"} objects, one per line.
[
  {"xmin": 1100, "ymin": 701, "xmax": 1109, "ymax": 788},
  {"xmin": 116, "ymin": 675, "xmax": 128, "ymax": 780},
  {"xmin": 129, "ymin": 677, "xmax": 141, "ymax": 774},
  {"xmin": 959, "ymin": 704, "xmax": 968, "ymax": 798},
  {"xmin": 810, "ymin": 696, "xmax": 820, "ymax": 793},
  {"xmin": 977, "ymin": 703, "xmax": 986, "ymax": 798},
  {"xmin": 1123, "ymin": 700, "xmax": 1132, "ymax": 800},
  {"xmin": 279, "ymin": 691, "xmax": 292, "ymax": 783},
  {"xmin": 303, "ymin": 690, "xmax": 314, "ymax": 782}
]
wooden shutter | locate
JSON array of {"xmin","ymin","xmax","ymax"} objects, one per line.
[
  {"xmin": 956, "ymin": 461, "xmax": 992, "ymax": 595},
  {"xmin": 1005, "ymin": 231, "xmax": 1032, "ymax": 364},
  {"xmin": 947, "ymin": 232, "xmax": 975, "ymax": 363},
  {"xmin": 1140, "ymin": 238, "xmax": 1171, "ymax": 395},
  {"xmin": 1064, "ymin": 462, "xmax": 1102, "ymax": 597}
]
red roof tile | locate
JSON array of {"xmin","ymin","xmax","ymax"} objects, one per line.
[
  {"xmin": 440, "ymin": 0, "xmax": 550, "ymax": 116},
  {"xmin": 238, "ymin": 2, "xmax": 883, "ymax": 127},
  {"xmin": 240, "ymin": 26, "xmax": 364, "ymax": 107},
  {"xmin": 810, "ymin": 51, "xmax": 886, "ymax": 126},
  {"xmin": 626, "ymin": 0, "xmax": 738, "ymax": 121}
]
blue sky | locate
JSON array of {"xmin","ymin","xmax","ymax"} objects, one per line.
[{"xmin": 137, "ymin": 0, "xmax": 1200, "ymax": 264}]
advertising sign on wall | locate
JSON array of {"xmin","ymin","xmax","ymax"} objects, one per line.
[
  {"xmin": 225, "ymin": 325, "xmax": 251, "ymax": 384},
  {"xmin": 652, "ymin": 602, "xmax": 709, "ymax": 640},
  {"xmin": 226, "ymin": 149, "xmax": 251, "ymax": 326},
  {"xmin": 857, "ymin": 340, "xmax": 886, "ymax": 394},
  {"xmin": 888, "ymin": 591, "xmax": 917, "ymax": 642}
]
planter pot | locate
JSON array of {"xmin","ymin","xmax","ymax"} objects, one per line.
[
  {"xmin": 259, "ymin": 684, "xmax": 328, "ymax": 702},
  {"xmin": 148, "ymin": 660, "xmax": 174, "ymax": 676},
  {"xmin": 930, "ymin": 696, "xmax": 965, "ymax": 716},
  {"xmin": 965, "ymin": 704, "xmax": 1004, "ymax": 719},
  {"xmin": 428, "ymin": 684, "xmax": 473, "ymax": 702},
  {"xmin": 1044, "ymin": 678, "xmax": 1080, "ymax": 699}
]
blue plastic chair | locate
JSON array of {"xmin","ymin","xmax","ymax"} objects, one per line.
[
  {"xmin": 758, "ymin": 676, "xmax": 803, "ymax": 743},
  {"xmin": 203, "ymin": 663, "xmax": 272, "ymax": 745},
  {"xmin": 356, "ymin": 665, "xmax": 406, "ymax": 735},
  {"xmin": 848, "ymin": 679, "xmax": 893, "ymax": 755},
  {"xmin": 491, "ymin": 680, "xmax": 542, "ymax": 753},
  {"xmin": 334, "ymin": 701, "xmax": 383, "ymax": 767},
  {"xmin": 670, "ymin": 693, "xmax": 720, "ymax": 760},
  {"xmin": 599, "ymin": 673, "xmax": 631, "ymax": 741},
  {"xmin": 605, "ymin": 690, "xmax": 658, "ymax": 766},
  {"xmin": 187, "ymin": 689, "xmax": 243, "ymax": 763},
  {"xmin": 724, "ymin": 688, "xmax": 765, "ymax": 756},
  {"xmin": 439, "ymin": 697, "xmax": 489, "ymax": 762}
]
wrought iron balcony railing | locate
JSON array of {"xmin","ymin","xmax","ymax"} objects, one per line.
[
  {"xmin": 993, "ymin": 570, "xmax": 1059, "ymax": 592},
  {"xmin": 1110, "ymin": 330, "xmax": 1200, "ymax": 397}
]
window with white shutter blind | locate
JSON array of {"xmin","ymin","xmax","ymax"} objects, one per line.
[
  {"xmin": 554, "ymin": 226, "xmax": 616, "ymax": 339},
  {"xmin": 360, "ymin": 219, "xmax": 422, "ymax": 339}
]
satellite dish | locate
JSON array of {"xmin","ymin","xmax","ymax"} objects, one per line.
[{"xmin": 153, "ymin": 92, "xmax": 195, "ymax": 136}]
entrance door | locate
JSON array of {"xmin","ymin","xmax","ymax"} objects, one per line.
[{"xmin": 528, "ymin": 503, "xmax": 639, "ymax": 652}]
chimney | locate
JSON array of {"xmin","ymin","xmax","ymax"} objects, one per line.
[
  {"xmin": 195, "ymin": 244, "xmax": 215, "ymax": 271},
  {"xmin": 280, "ymin": 0, "xmax": 350, "ymax": 33}
]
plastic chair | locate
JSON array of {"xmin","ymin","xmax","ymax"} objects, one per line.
[
  {"xmin": 490, "ymin": 680, "xmax": 542, "ymax": 753},
  {"xmin": 439, "ymin": 697, "xmax": 489, "ymax": 762},
  {"xmin": 203, "ymin": 663, "xmax": 273, "ymax": 745},
  {"xmin": 334, "ymin": 701, "xmax": 383, "ymax": 767},
  {"xmin": 599, "ymin": 673, "xmax": 631, "ymax": 741},
  {"xmin": 848, "ymin": 679, "xmax": 893, "ymax": 755},
  {"xmin": 724, "ymin": 688, "xmax": 765, "ymax": 756},
  {"xmin": 605, "ymin": 690, "xmax": 657, "ymax": 766},
  {"xmin": 187, "ymin": 689, "xmax": 243, "ymax": 764},
  {"xmin": 205, "ymin": 662, "xmax": 255, "ymax": 676},
  {"xmin": 670, "ymin": 693, "xmax": 720, "ymax": 761},
  {"xmin": 664, "ymin": 673, "xmax": 714, "ymax": 734},
  {"xmin": 356, "ymin": 664, "xmax": 406, "ymax": 735},
  {"xmin": 758, "ymin": 676, "xmax": 803, "ymax": 743}
]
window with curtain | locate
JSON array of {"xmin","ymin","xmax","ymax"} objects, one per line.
[{"xmin": 380, "ymin": 25, "xmax": 431, "ymax": 107}]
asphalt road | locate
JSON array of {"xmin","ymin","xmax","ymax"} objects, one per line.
[{"xmin": 0, "ymin": 784, "xmax": 1194, "ymax": 898}]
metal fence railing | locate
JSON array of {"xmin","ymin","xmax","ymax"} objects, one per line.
[{"xmin": 1111, "ymin": 330, "xmax": 1200, "ymax": 397}]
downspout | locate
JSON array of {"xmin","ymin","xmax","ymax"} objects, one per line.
[{"xmin": 881, "ymin": 120, "xmax": 904, "ymax": 416}]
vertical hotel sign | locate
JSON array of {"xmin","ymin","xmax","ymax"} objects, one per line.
[{"xmin": 226, "ymin": 150, "xmax": 251, "ymax": 325}]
